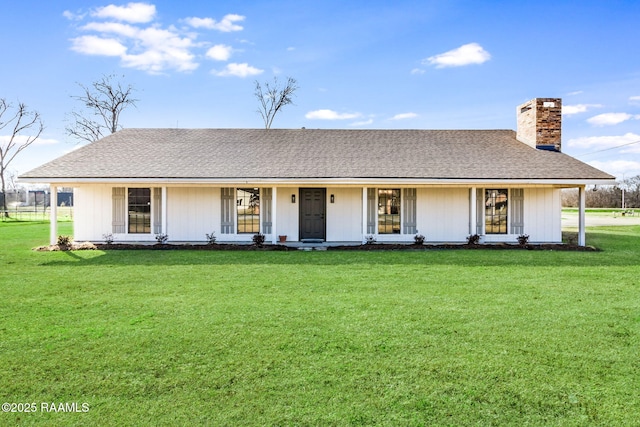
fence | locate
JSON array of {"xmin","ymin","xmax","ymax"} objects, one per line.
[{"xmin": 0, "ymin": 206, "xmax": 73, "ymax": 222}]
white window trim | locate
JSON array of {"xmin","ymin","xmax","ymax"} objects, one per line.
[
  {"xmin": 112, "ymin": 187, "xmax": 155, "ymax": 242},
  {"xmin": 373, "ymin": 188, "xmax": 412, "ymax": 242},
  {"xmin": 481, "ymin": 188, "xmax": 521, "ymax": 243}
]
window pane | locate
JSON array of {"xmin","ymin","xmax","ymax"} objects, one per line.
[
  {"xmin": 237, "ymin": 188, "xmax": 260, "ymax": 234},
  {"xmin": 485, "ymin": 189, "xmax": 508, "ymax": 234},
  {"xmin": 128, "ymin": 188, "xmax": 151, "ymax": 234},
  {"xmin": 378, "ymin": 189, "xmax": 401, "ymax": 234}
]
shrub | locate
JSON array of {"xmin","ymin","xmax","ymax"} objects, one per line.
[
  {"xmin": 252, "ymin": 233, "xmax": 266, "ymax": 247},
  {"xmin": 466, "ymin": 234, "xmax": 480, "ymax": 245},
  {"xmin": 414, "ymin": 233, "xmax": 425, "ymax": 245},
  {"xmin": 205, "ymin": 232, "xmax": 217, "ymax": 245},
  {"xmin": 364, "ymin": 235, "xmax": 377, "ymax": 245},
  {"xmin": 155, "ymin": 233, "xmax": 169, "ymax": 244},
  {"xmin": 517, "ymin": 234, "xmax": 530, "ymax": 246},
  {"xmin": 102, "ymin": 233, "xmax": 114, "ymax": 244}
]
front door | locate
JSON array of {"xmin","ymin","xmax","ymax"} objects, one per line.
[{"xmin": 299, "ymin": 188, "xmax": 326, "ymax": 241}]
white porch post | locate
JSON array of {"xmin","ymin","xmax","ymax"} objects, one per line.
[
  {"xmin": 271, "ymin": 187, "xmax": 277, "ymax": 244},
  {"xmin": 49, "ymin": 185, "xmax": 58, "ymax": 246},
  {"xmin": 362, "ymin": 187, "xmax": 368, "ymax": 243},
  {"xmin": 470, "ymin": 187, "xmax": 477, "ymax": 235},
  {"xmin": 161, "ymin": 187, "xmax": 168, "ymax": 234},
  {"xmin": 578, "ymin": 185, "xmax": 586, "ymax": 246}
]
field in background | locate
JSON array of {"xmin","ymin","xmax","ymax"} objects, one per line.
[
  {"xmin": 0, "ymin": 221, "xmax": 638, "ymax": 425},
  {"xmin": 0, "ymin": 206, "xmax": 73, "ymax": 222}
]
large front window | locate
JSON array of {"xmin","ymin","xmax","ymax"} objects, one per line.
[
  {"xmin": 128, "ymin": 188, "xmax": 151, "ymax": 233},
  {"xmin": 237, "ymin": 188, "xmax": 260, "ymax": 233},
  {"xmin": 485, "ymin": 189, "xmax": 508, "ymax": 234},
  {"xmin": 378, "ymin": 189, "xmax": 400, "ymax": 234}
]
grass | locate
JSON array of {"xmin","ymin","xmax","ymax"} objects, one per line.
[{"xmin": 0, "ymin": 222, "xmax": 639, "ymax": 426}]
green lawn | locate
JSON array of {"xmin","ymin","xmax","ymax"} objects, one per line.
[{"xmin": 0, "ymin": 222, "xmax": 638, "ymax": 426}]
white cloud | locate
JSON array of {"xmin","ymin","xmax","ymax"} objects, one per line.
[
  {"xmin": 629, "ymin": 96, "xmax": 640, "ymax": 105},
  {"xmin": 33, "ymin": 137, "xmax": 59, "ymax": 145},
  {"xmin": 124, "ymin": 27, "xmax": 198, "ymax": 73},
  {"xmin": 92, "ymin": 2, "xmax": 156, "ymax": 23},
  {"xmin": 567, "ymin": 90, "xmax": 584, "ymax": 96},
  {"xmin": 305, "ymin": 110, "xmax": 362, "ymax": 120},
  {"xmin": 214, "ymin": 63, "xmax": 263, "ymax": 77},
  {"xmin": 562, "ymin": 104, "xmax": 602, "ymax": 115},
  {"xmin": 71, "ymin": 15, "xmax": 201, "ymax": 73},
  {"xmin": 587, "ymin": 112, "xmax": 638, "ymax": 126},
  {"xmin": 206, "ymin": 44, "xmax": 233, "ymax": 61},
  {"xmin": 69, "ymin": 5, "xmax": 249, "ymax": 75},
  {"xmin": 184, "ymin": 14, "xmax": 245, "ymax": 32},
  {"xmin": 70, "ymin": 35, "xmax": 127, "ymax": 56},
  {"xmin": 410, "ymin": 68, "xmax": 426, "ymax": 75},
  {"xmin": 424, "ymin": 43, "xmax": 491, "ymax": 68},
  {"xmin": 567, "ymin": 132, "xmax": 640, "ymax": 151},
  {"xmin": 82, "ymin": 21, "xmax": 139, "ymax": 37},
  {"xmin": 351, "ymin": 119, "xmax": 374, "ymax": 126},
  {"xmin": 390, "ymin": 112, "xmax": 418, "ymax": 120},
  {"xmin": 0, "ymin": 135, "xmax": 57, "ymax": 146},
  {"xmin": 63, "ymin": 10, "xmax": 86, "ymax": 20},
  {"xmin": 587, "ymin": 160, "xmax": 640, "ymax": 179}
]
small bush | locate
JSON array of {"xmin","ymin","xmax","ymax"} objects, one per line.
[
  {"xmin": 205, "ymin": 232, "xmax": 217, "ymax": 245},
  {"xmin": 155, "ymin": 233, "xmax": 169, "ymax": 244},
  {"xmin": 466, "ymin": 234, "xmax": 480, "ymax": 245},
  {"xmin": 414, "ymin": 233, "xmax": 425, "ymax": 245},
  {"xmin": 517, "ymin": 234, "xmax": 530, "ymax": 246},
  {"xmin": 364, "ymin": 235, "xmax": 377, "ymax": 245},
  {"xmin": 102, "ymin": 233, "xmax": 114, "ymax": 244},
  {"xmin": 252, "ymin": 233, "xmax": 266, "ymax": 247},
  {"xmin": 57, "ymin": 235, "xmax": 72, "ymax": 247}
]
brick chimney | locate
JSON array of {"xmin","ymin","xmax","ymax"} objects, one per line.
[{"xmin": 516, "ymin": 98, "xmax": 562, "ymax": 151}]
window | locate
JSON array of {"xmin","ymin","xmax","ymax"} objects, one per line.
[
  {"xmin": 128, "ymin": 188, "xmax": 151, "ymax": 233},
  {"xmin": 237, "ymin": 188, "xmax": 260, "ymax": 233},
  {"xmin": 485, "ymin": 189, "xmax": 508, "ymax": 234},
  {"xmin": 378, "ymin": 189, "xmax": 401, "ymax": 234}
]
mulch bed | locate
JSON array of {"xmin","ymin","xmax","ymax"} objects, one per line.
[{"xmin": 34, "ymin": 242, "xmax": 598, "ymax": 252}]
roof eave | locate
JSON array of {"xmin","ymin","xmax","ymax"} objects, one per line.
[{"xmin": 19, "ymin": 177, "xmax": 617, "ymax": 187}]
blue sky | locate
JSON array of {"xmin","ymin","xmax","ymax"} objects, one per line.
[{"xmin": 2, "ymin": 0, "xmax": 640, "ymax": 181}]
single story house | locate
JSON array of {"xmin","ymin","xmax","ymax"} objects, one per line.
[{"xmin": 20, "ymin": 98, "xmax": 615, "ymax": 246}]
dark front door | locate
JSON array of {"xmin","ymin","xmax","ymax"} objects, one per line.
[{"xmin": 299, "ymin": 188, "xmax": 326, "ymax": 241}]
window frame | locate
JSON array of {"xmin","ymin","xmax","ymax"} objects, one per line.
[
  {"xmin": 484, "ymin": 188, "xmax": 509, "ymax": 235},
  {"xmin": 236, "ymin": 188, "xmax": 261, "ymax": 234},
  {"xmin": 127, "ymin": 187, "xmax": 152, "ymax": 234},
  {"xmin": 377, "ymin": 188, "xmax": 401, "ymax": 234}
]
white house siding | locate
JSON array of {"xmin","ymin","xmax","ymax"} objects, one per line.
[
  {"xmin": 416, "ymin": 188, "xmax": 469, "ymax": 242},
  {"xmin": 524, "ymin": 188, "xmax": 562, "ymax": 242},
  {"xmin": 71, "ymin": 184, "xmax": 562, "ymax": 244},
  {"xmin": 166, "ymin": 187, "xmax": 219, "ymax": 242},
  {"xmin": 74, "ymin": 185, "xmax": 113, "ymax": 241},
  {"xmin": 275, "ymin": 188, "xmax": 299, "ymax": 241},
  {"xmin": 326, "ymin": 187, "xmax": 363, "ymax": 242}
]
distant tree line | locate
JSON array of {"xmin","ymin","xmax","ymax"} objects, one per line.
[{"xmin": 562, "ymin": 175, "xmax": 640, "ymax": 208}]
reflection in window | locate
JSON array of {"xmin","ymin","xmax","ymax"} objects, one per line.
[
  {"xmin": 128, "ymin": 188, "xmax": 151, "ymax": 233},
  {"xmin": 237, "ymin": 188, "xmax": 260, "ymax": 234},
  {"xmin": 378, "ymin": 189, "xmax": 401, "ymax": 234},
  {"xmin": 485, "ymin": 189, "xmax": 508, "ymax": 234}
]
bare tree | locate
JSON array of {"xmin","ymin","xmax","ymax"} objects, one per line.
[
  {"xmin": 254, "ymin": 76, "xmax": 299, "ymax": 129},
  {"xmin": 0, "ymin": 99, "xmax": 44, "ymax": 217},
  {"xmin": 66, "ymin": 74, "xmax": 138, "ymax": 143}
]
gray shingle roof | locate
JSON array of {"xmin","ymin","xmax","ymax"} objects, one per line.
[{"xmin": 20, "ymin": 128, "xmax": 614, "ymax": 181}]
